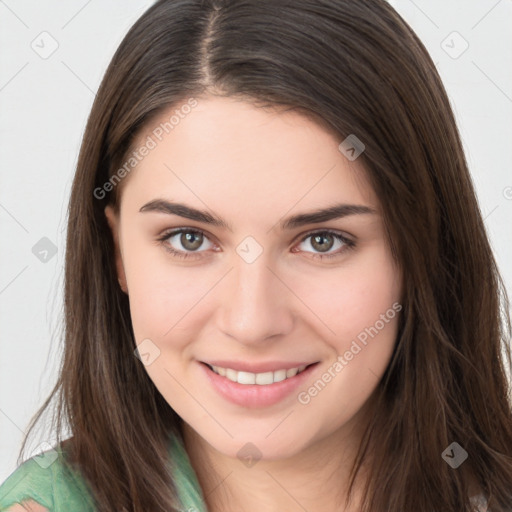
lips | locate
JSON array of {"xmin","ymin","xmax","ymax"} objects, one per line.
[{"xmin": 199, "ymin": 360, "xmax": 320, "ymax": 408}]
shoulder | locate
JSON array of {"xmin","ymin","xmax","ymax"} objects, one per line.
[{"xmin": 0, "ymin": 441, "xmax": 96, "ymax": 512}]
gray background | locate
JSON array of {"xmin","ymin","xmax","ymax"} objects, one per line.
[{"xmin": 1, "ymin": 0, "xmax": 511, "ymax": 481}]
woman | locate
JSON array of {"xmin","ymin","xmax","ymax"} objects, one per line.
[{"xmin": 1, "ymin": 0, "xmax": 511, "ymax": 511}]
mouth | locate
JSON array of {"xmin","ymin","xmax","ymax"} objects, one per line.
[
  {"xmin": 203, "ymin": 362, "xmax": 315, "ymax": 385},
  {"xmin": 199, "ymin": 361, "xmax": 320, "ymax": 408}
]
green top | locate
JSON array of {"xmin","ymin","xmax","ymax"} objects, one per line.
[
  {"xmin": 0, "ymin": 438, "xmax": 490, "ymax": 512},
  {"xmin": 0, "ymin": 434, "xmax": 207, "ymax": 511}
]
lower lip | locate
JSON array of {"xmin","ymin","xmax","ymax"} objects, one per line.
[{"xmin": 199, "ymin": 362, "xmax": 319, "ymax": 408}]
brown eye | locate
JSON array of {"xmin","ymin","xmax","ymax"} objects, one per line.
[
  {"xmin": 295, "ymin": 230, "xmax": 355, "ymax": 260},
  {"xmin": 179, "ymin": 231, "xmax": 204, "ymax": 251},
  {"xmin": 157, "ymin": 228, "xmax": 215, "ymax": 259},
  {"xmin": 310, "ymin": 233, "xmax": 335, "ymax": 252}
]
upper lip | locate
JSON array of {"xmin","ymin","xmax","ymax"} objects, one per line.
[{"xmin": 201, "ymin": 360, "xmax": 318, "ymax": 373}]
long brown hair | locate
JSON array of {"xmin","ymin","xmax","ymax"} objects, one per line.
[{"xmin": 19, "ymin": 0, "xmax": 512, "ymax": 510}]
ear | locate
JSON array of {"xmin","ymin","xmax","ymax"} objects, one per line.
[{"xmin": 104, "ymin": 205, "xmax": 128, "ymax": 294}]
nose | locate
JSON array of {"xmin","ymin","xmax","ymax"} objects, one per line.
[{"xmin": 216, "ymin": 255, "xmax": 294, "ymax": 345}]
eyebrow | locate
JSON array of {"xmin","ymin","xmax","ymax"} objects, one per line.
[{"xmin": 139, "ymin": 199, "xmax": 377, "ymax": 231}]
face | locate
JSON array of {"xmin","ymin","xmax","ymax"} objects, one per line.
[{"xmin": 105, "ymin": 96, "xmax": 402, "ymax": 461}]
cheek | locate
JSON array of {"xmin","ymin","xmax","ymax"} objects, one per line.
[
  {"xmin": 124, "ymin": 230, "xmax": 401, "ymax": 357},
  {"xmin": 127, "ymin": 261, "xmax": 214, "ymax": 346},
  {"xmin": 291, "ymin": 242, "xmax": 401, "ymax": 347},
  {"xmin": 293, "ymin": 245, "xmax": 401, "ymax": 416},
  {"xmin": 119, "ymin": 236, "xmax": 177, "ymax": 341}
]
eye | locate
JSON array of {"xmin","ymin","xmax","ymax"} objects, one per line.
[
  {"xmin": 157, "ymin": 228, "xmax": 355, "ymax": 261},
  {"xmin": 293, "ymin": 230, "xmax": 355, "ymax": 260},
  {"xmin": 157, "ymin": 228, "xmax": 216, "ymax": 260}
]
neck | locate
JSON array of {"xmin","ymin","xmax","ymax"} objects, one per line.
[{"xmin": 182, "ymin": 418, "xmax": 370, "ymax": 512}]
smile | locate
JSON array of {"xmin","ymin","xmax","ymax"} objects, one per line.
[
  {"xmin": 207, "ymin": 364, "xmax": 308, "ymax": 385},
  {"xmin": 200, "ymin": 361, "xmax": 320, "ymax": 408}
]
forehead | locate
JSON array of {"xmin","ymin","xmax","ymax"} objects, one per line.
[{"xmin": 121, "ymin": 96, "xmax": 378, "ymax": 218}]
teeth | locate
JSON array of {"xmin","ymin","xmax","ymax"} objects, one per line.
[
  {"xmin": 226, "ymin": 368, "xmax": 237, "ymax": 382},
  {"xmin": 255, "ymin": 371, "xmax": 274, "ymax": 385},
  {"xmin": 273, "ymin": 369, "xmax": 287, "ymax": 382},
  {"xmin": 286, "ymin": 368, "xmax": 298, "ymax": 378},
  {"xmin": 237, "ymin": 371, "xmax": 256, "ymax": 385},
  {"xmin": 210, "ymin": 364, "xmax": 309, "ymax": 385}
]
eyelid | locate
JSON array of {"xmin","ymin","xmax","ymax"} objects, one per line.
[
  {"xmin": 292, "ymin": 227, "xmax": 354, "ymax": 244},
  {"xmin": 157, "ymin": 227, "xmax": 217, "ymax": 250},
  {"xmin": 157, "ymin": 226, "xmax": 354, "ymax": 243},
  {"xmin": 157, "ymin": 226, "xmax": 355, "ymax": 259},
  {"xmin": 157, "ymin": 226, "xmax": 216, "ymax": 242}
]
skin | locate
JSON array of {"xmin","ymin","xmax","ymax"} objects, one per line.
[
  {"xmin": 106, "ymin": 96, "xmax": 403, "ymax": 512},
  {"xmin": 6, "ymin": 501, "xmax": 48, "ymax": 512}
]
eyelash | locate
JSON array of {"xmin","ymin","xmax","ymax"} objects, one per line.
[{"xmin": 156, "ymin": 228, "xmax": 356, "ymax": 261}]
